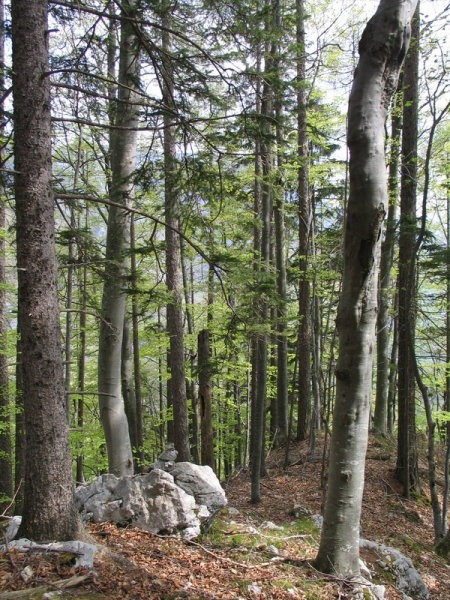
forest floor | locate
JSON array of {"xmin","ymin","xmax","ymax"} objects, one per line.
[{"xmin": 1, "ymin": 435, "xmax": 450, "ymax": 599}]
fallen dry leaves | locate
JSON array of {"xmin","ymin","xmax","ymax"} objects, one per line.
[{"xmin": 1, "ymin": 436, "xmax": 450, "ymax": 599}]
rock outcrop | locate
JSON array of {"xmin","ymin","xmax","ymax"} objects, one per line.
[{"xmin": 75, "ymin": 463, "xmax": 227, "ymax": 540}]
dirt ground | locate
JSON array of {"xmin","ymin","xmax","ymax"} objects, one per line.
[{"xmin": 1, "ymin": 436, "xmax": 450, "ymax": 599}]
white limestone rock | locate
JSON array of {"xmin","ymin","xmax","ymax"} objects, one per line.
[
  {"xmin": 360, "ymin": 538, "xmax": 429, "ymax": 600},
  {"xmin": 76, "ymin": 469, "xmax": 201, "ymax": 539},
  {"xmin": 168, "ymin": 462, "xmax": 227, "ymax": 511}
]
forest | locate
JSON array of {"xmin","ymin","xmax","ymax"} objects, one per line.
[{"xmin": 0, "ymin": 0, "xmax": 450, "ymax": 594}]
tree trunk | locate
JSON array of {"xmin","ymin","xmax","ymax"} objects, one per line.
[
  {"xmin": 251, "ymin": 4, "xmax": 273, "ymax": 501},
  {"xmin": 199, "ymin": 329, "xmax": 214, "ymax": 468},
  {"xmin": 249, "ymin": 43, "xmax": 262, "ymax": 487},
  {"xmin": 162, "ymin": 9, "xmax": 190, "ymax": 462},
  {"xmin": 130, "ymin": 216, "xmax": 144, "ymax": 467},
  {"xmin": 98, "ymin": 0, "xmax": 139, "ymax": 476},
  {"xmin": 374, "ymin": 92, "xmax": 401, "ymax": 435},
  {"xmin": 14, "ymin": 332, "xmax": 25, "ymax": 515},
  {"xmin": 443, "ymin": 170, "xmax": 450, "ymax": 536},
  {"xmin": 296, "ymin": 0, "xmax": 312, "ymax": 443},
  {"xmin": 181, "ymin": 238, "xmax": 200, "ymax": 464},
  {"xmin": 0, "ymin": 0, "xmax": 12, "ymax": 513},
  {"xmin": 436, "ymin": 526, "xmax": 450, "ymax": 560},
  {"xmin": 396, "ymin": 4, "xmax": 420, "ymax": 497},
  {"xmin": 12, "ymin": 0, "xmax": 80, "ymax": 541},
  {"xmin": 122, "ymin": 312, "xmax": 137, "ymax": 449},
  {"xmin": 272, "ymin": 0, "xmax": 288, "ymax": 444},
  {"xmin": 314, "ymin": 0, "xmax": 417, "ymax": 577},
  {"xmin": 387, "ymin": 305, "xmax": 399, "ymax": 435},
  {"xmin": 76, "ymin": 238, "xmax": 88, "ymax": 484}
]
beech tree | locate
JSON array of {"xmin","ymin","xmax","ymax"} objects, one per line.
[
  {"xmin": 12, "ymin": 0, "xmax": 80, "ymax": 541},
  {"xmin": 314, "ymin": 0, "xmax": 418, "ymax": 577},
  {"xmin": 98, "ymin": 0, "xmax": 139, "ymax": 476}
]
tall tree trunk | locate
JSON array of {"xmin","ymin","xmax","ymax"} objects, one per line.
[
  {"xmin": 387, "ymin": 306, "xmax": 399, "ymax": 435},
  {"xmin": 374, "ymin": 92, "xmax": 402, "ymax": 435},
  {"xmin": 296, "ymin": 0, "xmax": 312, "ymax": 443},
  {"xmin": 251, "ymin": 1, "xmax": 273, "ymax": 502},
  {"xmin": 199, "ymin": 329, "xmax": 214, "ymax": 468},
  {"xmin": 0, "ymin": 0, "xmax": 12, "ymax": 513},
  {"xmin": 314, "ymin": 0, "xmax": 417, "ymax": 577},
  {"xmin": 249, "ymin": 41, "xmax": 262, "ymax": 484},
  {"xmin": 443, "ymin": 171, "xmax": 450, "ymax": 536},
  {"xmin": 272, "ymin": 0, "xmax": 288, "ymax": 444},
  {"xmin": 396, "ymin": 3, "xmax": 420, "ymax": 497},
  {"xmin": 130, "ymin": 216, "xmax": 144, "ymax": 467},
  {"xmin": 98, "ymin": 0, "xmax": 139, "ymax": 476},
  {"xmin": 181, "ymin": 238, "xmax": 199, "ymax": 463},
  {"xmin": 162, "ymin": 8, "xmax": 190, "ymax": 462},
  {"xmin": 64, "ymin": 204, "xmax": 75, "ymax": 420},
  {"xmin": 76, "ymin": 233, "xmax": 88, "ymax": 484},
  {"xmin": 122, "ymin": 312, "xmax": 137, "ymax": 449},
  {"xmin": 12, "ymin": 0, "xmax": 80, "ymax": 541},
  {"xmin": 14, "ymin": 333, "xmax": 25, "ymax": 514}
]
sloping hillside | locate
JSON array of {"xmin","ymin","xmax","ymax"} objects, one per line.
[{"xmin": 1, "ymin": 436, "xmax": 449, "ymax": 599}]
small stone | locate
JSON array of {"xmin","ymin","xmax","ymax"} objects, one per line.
[
  {"xmin": 262, "ymin": 520, "xmax": 283, "ymax": 530},
  {"xmin": 227, "ymin": 506, "xmax": 240, "ymax": 515},
  {"xmin": 20, "ymin": 565, "xmax": 33, "ymax": 583},
  {"xmin": 247, "ymin": 582, "xmax": 262, "ymax": 596}
]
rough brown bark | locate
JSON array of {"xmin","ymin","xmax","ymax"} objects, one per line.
[
  {"xmin": 296, "ymin": 0, "xmax": 312, "ymax": 443},
  {"xmin": 198, "ymin": 329, "xmax": 214, "ymax": 468},
  {"xmin": 396, "ymin": 4, "xmax": 420, "ymax": 497},
  {"xmin": 12, "ymin": 0, "xmax": 80, "ymax": 541},
  {"xmin": 374, "ymin": 92, "xmax": 401, "ymax": 435},
  {"xmin": 162, "ymin": 8, "xmax": 190, "ymax": 462},
  {"xmin": 0, "ymin": 0, "xmax": 12, "ymax": 513}
]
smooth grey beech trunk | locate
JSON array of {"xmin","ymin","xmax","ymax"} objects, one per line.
[
  {"xmin": 12, "ymin": 0, "xmax": 80, "ymax": 541},
  {"xmin": 314, "ymin": 0, "xmax": 418, "ymax": 577},
  {"xmin": 98, "ymin": 0, "xmax": 139, "ymax": 476}
]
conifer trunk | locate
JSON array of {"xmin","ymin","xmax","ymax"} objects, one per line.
[
  {"xmin": 0, "ymin": 0, "xmax": 12, "ymax": 512},
  {"xmin": 162, "ymin": 7, "xmax": 190, "ymax": 462},
  {"xmin": 12, "ymin": 0, "xmax": 80, "ymax": 541},
  {"xmin": 374, "ymin": 93, "xmax": 401, "ymax": 435},
  {"xmin": 396, "ymin": 3, "xmax": 420, "ymax": 496},
  {"xmin": 296, "ymin": 0, "xmax": 312, "ymax": 443}
]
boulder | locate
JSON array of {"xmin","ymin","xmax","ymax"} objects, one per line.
[
  {"xmin": 76, "ymin": 470, "xmax": 202, "ymax": 539},
  {"xmin": 360, "ymin": 538, "xmax": 429, "ymax": 600},
  {"xmin": 169, "ymin": 462, "xmax": 227, "ymax": 512},
  {"xmin": 152, "ymin": 444, "xmax": 178, "ymax": 471}
]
